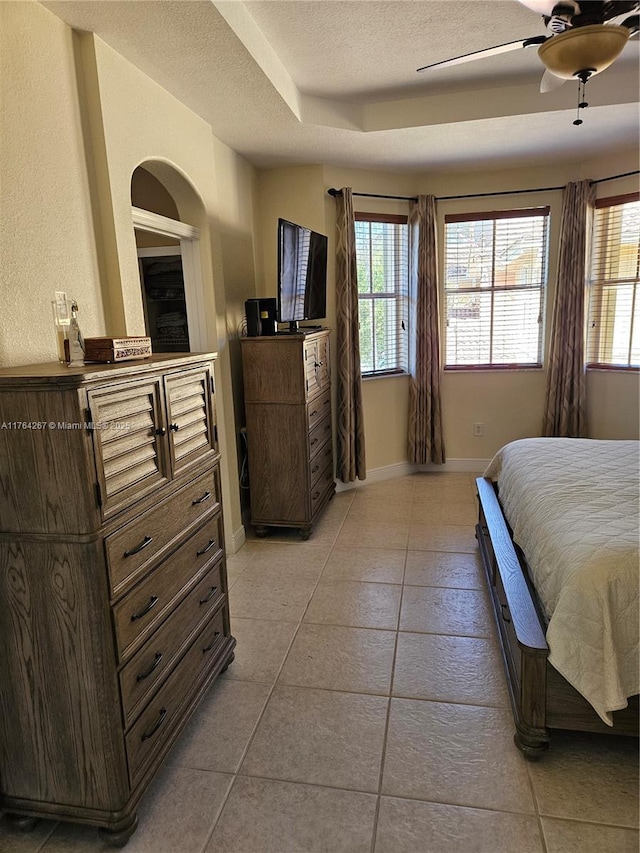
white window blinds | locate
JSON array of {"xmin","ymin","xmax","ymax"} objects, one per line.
[
  {"xmin": 355, "ymin": 214, "xmax": 409, "ymax": 376},
  {"xmin": 444, "ymin": 208, "xmax": 549, "ymax": 369},
  {"xmin": 587, "ymin": 193, "xmax": 640, "ymax": 369}
]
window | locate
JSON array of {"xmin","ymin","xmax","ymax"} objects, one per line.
[
  {"xmin": 444, "ymin": 208, "xmax": 549, "ymax": 369},
  {"xmin": 355, "ymin": 214, "xmax": 408, "ymax": 376},
  {"xmin": 587, "ymin": 193, "xmax": 640, "ymax": 369}
]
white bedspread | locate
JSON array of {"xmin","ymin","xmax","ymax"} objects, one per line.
[{"xmin": 484, "ymin": 438, "xmax": 639, "ymax": 725}]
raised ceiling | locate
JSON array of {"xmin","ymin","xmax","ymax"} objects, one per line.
[{"xmin": 44, "ymin": 0, "xmax": 640, "ymax": 172}]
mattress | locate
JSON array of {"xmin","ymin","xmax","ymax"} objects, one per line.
[{"xmin": 484, "ymin": 438, "xmax": 640, "ymax": 725}]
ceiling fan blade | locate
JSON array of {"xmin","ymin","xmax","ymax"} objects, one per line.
[
  {"xmin": 515, "ymin": 0, "xmax": 557, "ymax": 14},
  {"xmin": 540, "ymin": 68, "xmax": 567, "ymax": 91},
  {"xmin": 618, "ymin": 12, "xmax": 640, "ymax": 31},
  {"xmin": 603, "ymin": 2, "xmax": 640, "ymax": 23},
  {"xmin": 417, "ymin": 36, "xmax": 547, "ymax": 73}
]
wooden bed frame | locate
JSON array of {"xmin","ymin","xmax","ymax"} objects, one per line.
[{"xmin": 475, "ymin": 476, "xmax": 639, "ymax": 759}]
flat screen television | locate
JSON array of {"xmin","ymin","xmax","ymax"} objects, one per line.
[{"xmin": 277, "ymin": 218, "xmax": 328, "ymax": 332}]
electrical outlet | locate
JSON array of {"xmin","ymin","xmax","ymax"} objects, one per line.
[{"xmin": 473, "ymin": 422, "xmax": 484, "ymax": 437}]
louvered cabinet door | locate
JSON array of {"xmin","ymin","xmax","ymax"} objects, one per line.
[
  {"xmin": 164, "ymin": 366, "xmax": 216, "ymax": 479},
  {"xmin": 88, "ymin": 379, "xmax": 169, "ymax": 520}
]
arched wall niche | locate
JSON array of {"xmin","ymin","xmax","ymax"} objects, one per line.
[
  {"xmin": 131, "ymin": 166, "xmax": 179, "ymax": 220},
  {"xmin": 130, "ymin": 159, "xmax": 216, "ymax": 353}
]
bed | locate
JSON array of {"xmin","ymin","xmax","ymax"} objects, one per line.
[{"xmin": 475, "ymin": 437, "xmax": 639, "ymax": 758}]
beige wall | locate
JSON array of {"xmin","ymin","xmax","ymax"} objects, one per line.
[
  {"xmin": 1, "ymin": 2, "xmax": 263, "ymax": 549},
  {"xmin": 257, "ymin": 157, "xmax": 639, "ymax": 476},
  {"xmin": 3, "ymin": 0, "xmax": 638, "ymax": 518},
  {"xmin": 0, "ymin": 0, "xmax": 106, "ymax": 365}
]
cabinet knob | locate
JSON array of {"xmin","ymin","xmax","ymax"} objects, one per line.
[
  {"xmin": 169, "ymin": 423, "xmax": 180, "ymax": 432},
  {"xmin": 155, "ymin": 426, "xmax": 166, "ymax": 436}
]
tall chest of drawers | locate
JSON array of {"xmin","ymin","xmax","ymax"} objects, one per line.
[
  {"xmin": 241, "ymin": 329, "xmax": 335, "ymax": 539},
  {"xmin": 0, "ymin": 354, "xmax": 235, "ymax": 845}
]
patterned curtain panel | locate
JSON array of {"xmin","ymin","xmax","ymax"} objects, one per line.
[
  {"xmin": 542, "ymin": 179, "xmax": 595, "ymax": 437},
  {"xmin": 408, "ymin": 195, "xmax": 445, "ymax": 464},
  {"xmin": 334, "ymin": 187, "xmax": 366, "ymax": 482}
]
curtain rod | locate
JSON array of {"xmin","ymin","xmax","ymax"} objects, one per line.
[{"xmin": 326, "ymin": 170, "xmax": 639, "ymax": 203}]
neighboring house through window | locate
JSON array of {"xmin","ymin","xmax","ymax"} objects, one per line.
[
  {"xmin": 587, "ymin": 192, "xmax": 640, "ymax": 369},
  {"xmin": 444, "ymin": 208, "xmax": 550, "ymax": 369},
  {"xmin": 355, "ymin": 213, "xmax": 409, "ymax": 376}
]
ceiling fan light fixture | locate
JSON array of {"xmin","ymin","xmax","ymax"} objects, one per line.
[{"xmin": 537, "ymin": 24, "xmax": 630, "ymax": 78}]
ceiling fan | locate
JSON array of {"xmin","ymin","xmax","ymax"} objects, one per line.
[{"xmin": 417, "ymin": 0, "xmax": 639, "ymax": 120}]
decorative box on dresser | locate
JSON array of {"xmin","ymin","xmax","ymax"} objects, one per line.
[
  {"xmin": 0, "ymin": 353, "xmax": 235, "ymax": 846},
  {"xmin": 240, "ymin": 329, "xmax": 335, "ymax": 540}
]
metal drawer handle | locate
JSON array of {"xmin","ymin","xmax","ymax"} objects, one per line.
[
  {"xmin": 203, "ymin": 632, "xmax": 221, "ymax": 653},
  {"xmin": 501, "ymin": 603, "xmax": 511, "ymax": 624},
  {"xmin": 192, "ymin": 491, "xmax": 211, "ymax": 505},
  {"xmin": 196, "ymin": 539, "xmax": 216, "ymax": 557},
  {"xmin": 136, "ymin": 652, "xmax": 163, "ymax": 682},
  {"xmin": 311, "ymin": 465, "xmax": 320, "ymax": 474},
  {"xmin": 312, "ymin": 491, "xmax": 320, "ymax": 499},
  {"xmin": 131, "ymin": 595, "xmax": 159, "ymax": 622},
  {"xmin": 155, "ymin": 426, "xmax": 166, "ymax": 436},
  {"xmin": 199, "ymin": 586, "xmax": 219, "ymax": 605},
  {"xmin": 314, "ymin": 361, "xmax": 324, "ymax": 367},
  {"xmin": 310, "ymin": 438, "xmax": 319, "ymax": 447},
  {"xmin": 310, "ymin": 409, "xmax": 318, "ymax": 417},
  {"xmin": 169, "ymin": 423, "xmax": 180, "ymax": 432},
  {"xmin": 141, "ymin": 707, "xmax": 167, "ymax": 741},
  {"xmin": 123, "ymin": 535, "xmax": 153, "ymax": 558}
]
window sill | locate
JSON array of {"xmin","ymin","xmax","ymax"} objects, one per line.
[
  {"xmin": 444, "ymin": 364, "xmax": 543, "ymax": 373},
  {"xmin": 361, "ymin": 370, "xmax": 409, "ymax": 381},
  {"xmin": 586, "ymin": 364, "xmax": 640, "ymax": 373}
]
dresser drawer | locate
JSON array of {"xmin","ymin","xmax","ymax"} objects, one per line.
[
  {"xmin": 113, "ymin": 513, "xmax": 224, "ymax": 662},
  {"xmin": 309, "ymin": 439, "xmax": 333, "ymax": 488},
  {"xmin": 125, "ymin": 605, "xmax": 228, "ymax": 788},
  {"xmin": 119, "ymin": 559, "xmax": 225, "ymax": 727},
  {"xmin": 307, "ymin": 389, "xmax": 331, "ymax": 432},
  {"xmin": 106, "ymin": 468, "xmax": 221, "ymax": 596},
  {"xmin": 308, "ymin": 414, "xmax": 332, "ymax": 459},
  {"xmin": 310, "ymin": 464, "xmax": 334, "ymax": 515}
]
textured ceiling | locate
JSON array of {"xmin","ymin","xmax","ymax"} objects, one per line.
[{"xmin": 43, "ymin": 0, "xmax": 640, "ymax": 172}]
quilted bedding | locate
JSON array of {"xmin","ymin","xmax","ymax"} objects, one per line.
[{"xmin": 484, "ymin": 438, "xmax": 639, "ymax": 725}]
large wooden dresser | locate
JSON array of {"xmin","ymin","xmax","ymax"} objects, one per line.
[
  {"xmin": 0, "ymin": 353, "xmax": 235, "ymax": 845},
  {"xmin": 241, "ymin": 329, "xmax": 335, "ymax": 539}
]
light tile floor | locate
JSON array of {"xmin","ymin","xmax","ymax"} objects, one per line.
[{"xmin": 2, "ymin": 473, "xmax": 638, "ymax": 852}]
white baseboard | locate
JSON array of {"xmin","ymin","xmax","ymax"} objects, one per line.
[
  {"xmin": 417, "ymin": 458, "xmax": 491, "ymax": 473},
  {"xmin": 335, "ymin": 458, "xmax": 491, "ymax": 492},
  {"xmin": 228, "ymin": 524, "xmax": 246, "ymax": 555}
]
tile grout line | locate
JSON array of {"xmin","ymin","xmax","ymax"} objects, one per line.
[
  {"xmin": 369, "ymin": 527, "xmax": 410, "ymax": 853},
  {"xmin": 198, "ymin": 494, "xmax": 354, "ymax": 853},
  {"xmin": 525, "ymin": 758, "xmax": 550, "ymax": 853}
]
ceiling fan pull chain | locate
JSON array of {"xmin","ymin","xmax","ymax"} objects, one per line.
[{"xmin": 573, "ymin": 74, "xmax": 590, "ymax": 126}]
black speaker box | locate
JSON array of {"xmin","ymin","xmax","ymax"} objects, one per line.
[{"xmin": 245, "ymin": 298, "xmax": 277, "ymax": 337}]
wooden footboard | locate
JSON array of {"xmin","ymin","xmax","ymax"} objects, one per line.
[
  {"xmin": 475, "ymin": 477, "xmax": 550, "ymax": 757},
  {"xmin": 476, "ymin": 477, "xmax": 639, "ymax": 758}
]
